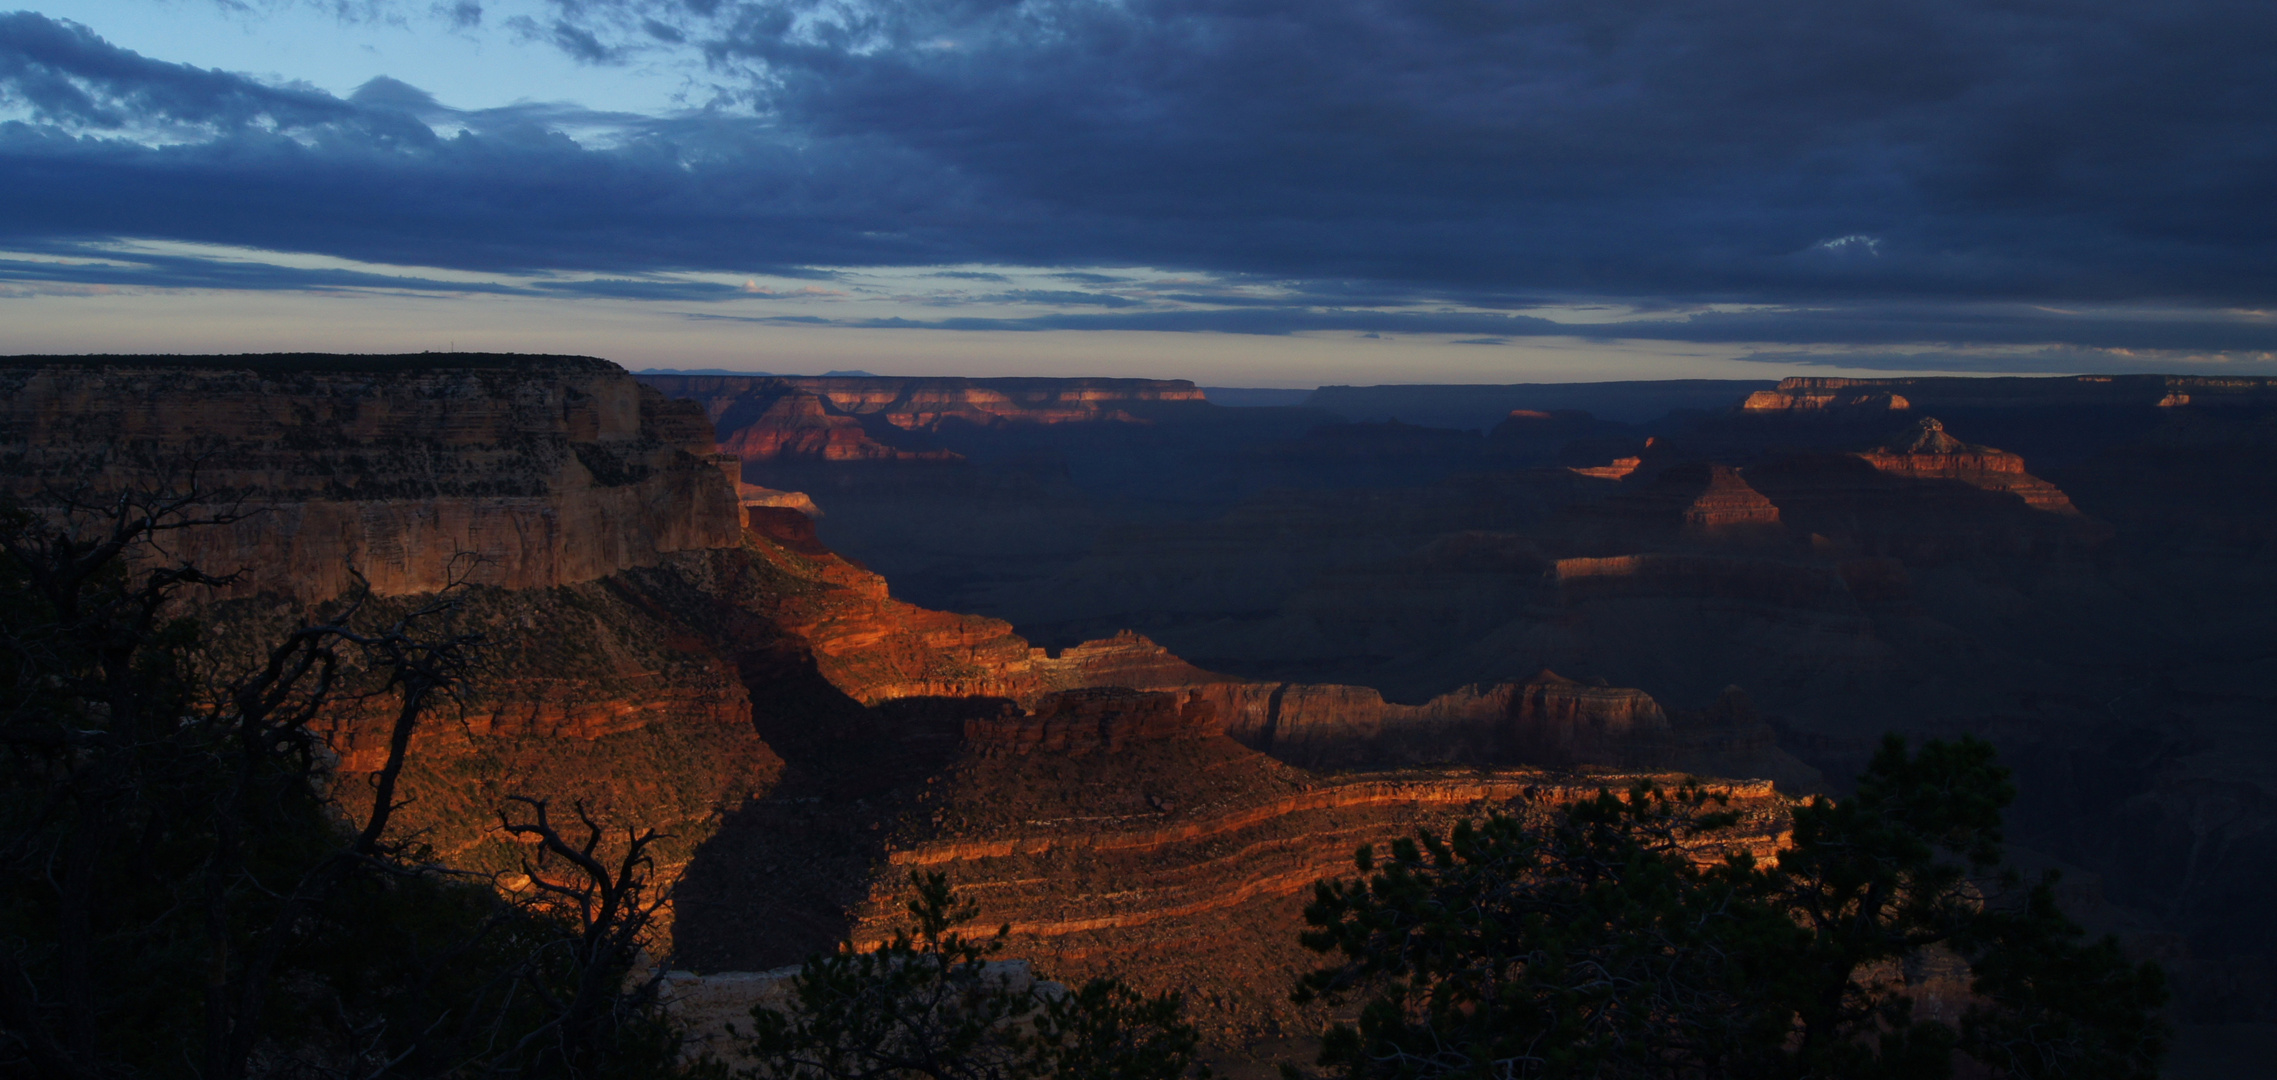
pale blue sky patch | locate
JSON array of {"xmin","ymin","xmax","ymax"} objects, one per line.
[{"xmin": 28, "ymin": 0, "xmax": 712, "ymax": 113}]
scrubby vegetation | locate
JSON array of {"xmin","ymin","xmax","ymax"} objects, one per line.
[
  {"xmin": 1294, "ymin": 740, "xmax": 2168, "ymax": 1080},
  {"xmin": 0, "ymin": 492, "xmax": 682, "ymax": 1079},
  {"xmin": 744, "ymin": 872, "xmax": 1204, "ymax": 1080}
]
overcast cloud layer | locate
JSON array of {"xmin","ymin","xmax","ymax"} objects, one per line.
[{"xmin": 2, "ymin": 0, "xmax": 2275, "ymax": 364}]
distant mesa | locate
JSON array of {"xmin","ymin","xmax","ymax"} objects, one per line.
[
  {"xmin": 1735, "ymin": 417, "xmax": 2108, "ymax": 562},
  {"xmin": 1852, "ymin": 416, "xmax": 2083, "ymax": 516},
  {"xmin": 1741, "ymin": 386, "xmax": 1911, "ymax": 413},
  {"xmin": 1742, "ymin": 373, "xmax": 2277, "ymax": 412}
]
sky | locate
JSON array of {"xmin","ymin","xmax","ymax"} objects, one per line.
[{"xmin": 1, "ymin": 0, "xmax": 2273, "ymax": 385}]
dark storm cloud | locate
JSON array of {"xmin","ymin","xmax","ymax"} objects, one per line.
[
  {"xmin": 2, "ymin": 3, "xmax": 2275, "ymax": 359},
  {"xmin": 0, "ymin": 12, "xmax": 351, "ymax": 129},
  {"xmin": 678, "ymin": 301, "xmax": 2277, "ymax": 353}
]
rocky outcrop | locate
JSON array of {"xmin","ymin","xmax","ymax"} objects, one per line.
[
  {"xmin": 0, "ymin": 355, "xmax": 743, "ymax": 600},
  {"xmin": 1853, "ymin": 417, "xmax": 2082, "ymax": 515},
  {"xmin": 1030, "ymin": 630, "xmax": 1235, "ymax": 691},
  {"xmin": 689, "ymin": 514, "xmax": 1227, "ymax": 708},
  {"xmin": 1569, "ymin": 457, "xmax": 1642, "ymax": 480},
  {"xmin": 1747, "ymin": 429, "xmax": 2110, "ymax": 563},
  {"xmin": 1187, "ymin": 670, "xmax": 1678, "ymax": 772},
  {"xmin": 1561, "ymin": 463, "xmax": 1786, "ymax": 548},
  {"xmin": 737, "ymin": 482, "xmax": 822, "ymax": 517}
]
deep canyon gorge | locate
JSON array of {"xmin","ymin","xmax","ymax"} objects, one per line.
[{"xmin": 5, "ymin": 355, "xmax": 2273, "ymax": 1072}]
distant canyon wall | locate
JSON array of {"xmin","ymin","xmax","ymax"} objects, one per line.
[
  {"xmin": 639, "ymin": 373, "xmax": 1207, "ymax": 463},
  {"xmin": 1741, "ymin": 374, "xmax": 2277, "ymax": 413}
]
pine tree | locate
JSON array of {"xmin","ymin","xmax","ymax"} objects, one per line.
[{"xmin": 1294, "ymin": 737, "xmax": 2167, "ymax": 1080}]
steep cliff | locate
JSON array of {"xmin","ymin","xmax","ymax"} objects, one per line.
[{"xmin": 0, "ymin": 355, "xmax": 743, "ymax": 600}]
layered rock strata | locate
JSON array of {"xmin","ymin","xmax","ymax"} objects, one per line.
[
  {"xmin": 0, "ymin": 355, "xmax": 743, "ymax": 600},
  {"xmin": 670, "ymin": 686, "xmax": 1790, "ymax": 1047},
  {"xmin": 850, "ymin": 702, "xmax": 1787, "ymax": 1043},
  {"xmin": 725, "ymin": 509, "xmax": 1230, "ymax": 705},
  {"xmin": 1852, "ymin": 417, "xmax": 2082, "ymax": 514}
]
